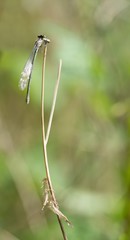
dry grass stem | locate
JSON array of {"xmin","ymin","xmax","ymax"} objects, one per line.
[
  {"xmin": 41, "ymin": 44, "xmax": 69, "ymax": 240},
  {"xmin": 45, "ymin": 59, "xmax": 62, "ymax": 145}
]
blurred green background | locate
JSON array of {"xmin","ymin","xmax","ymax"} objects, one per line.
[{"xmin": 0, "ymin": 0, "xmax": 130, "ymax": 239}]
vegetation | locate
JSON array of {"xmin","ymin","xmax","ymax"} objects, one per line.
[{"xmin": 0, "ymin": 0, "xmax": 130, "ymax": 239}]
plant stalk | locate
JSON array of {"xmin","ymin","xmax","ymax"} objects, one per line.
[{"xmin": 41, "ymin": 44, "xmax": 68, "ymax": 240}]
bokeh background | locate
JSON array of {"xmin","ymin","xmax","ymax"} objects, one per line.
[{"xmin": 0, "ymin": 0, "xmax": 130, "ymax": 239}]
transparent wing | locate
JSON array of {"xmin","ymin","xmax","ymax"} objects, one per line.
[{"xmin": 19, "ymin": 45, "xmax": 38, "ymax": 91}]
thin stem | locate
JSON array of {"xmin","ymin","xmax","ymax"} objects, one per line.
[
  {"xmin": 41, "ymin": 45, "xmax": 68, "ymax": 240},
  {"xmin": 41, "ymin": 44, "xmax": 54, "ymax": 200},
  {"xmin": 45, "ymin": 59, "xmax": 62, "ymax": 145}
]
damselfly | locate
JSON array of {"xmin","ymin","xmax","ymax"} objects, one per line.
[{"xmin": 19, "ymin": 35, "xmax": 50, "ymax": 104}]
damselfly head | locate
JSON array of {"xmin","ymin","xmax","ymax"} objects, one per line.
[{"xmin": 38, "ymin": 35, "xmax": 50, "ymax": 45}]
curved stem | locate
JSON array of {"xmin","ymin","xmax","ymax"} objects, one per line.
[
  {"xmin": 45, "ymin": 59, "xmax": 62, "ymax": 145},
  {"xmin": 41, "ymin": 45, "xmax": 68, "ymax": 240}
]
